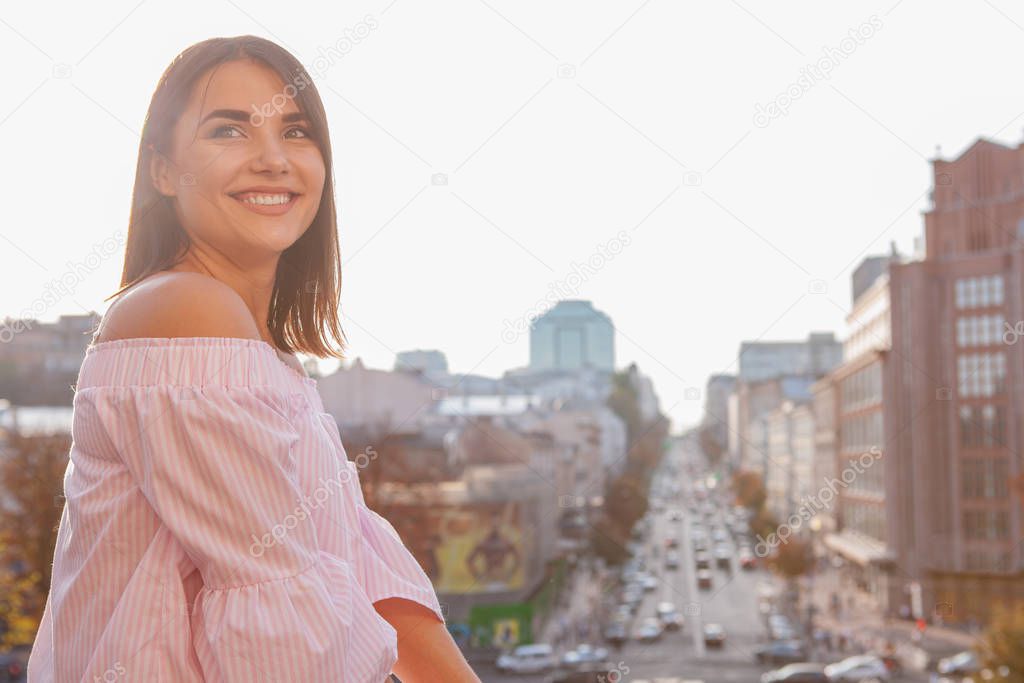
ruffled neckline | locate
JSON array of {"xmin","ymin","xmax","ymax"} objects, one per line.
[{"xmin": 86, "ymin": 336, "xmax": 314, "ymax": 386}]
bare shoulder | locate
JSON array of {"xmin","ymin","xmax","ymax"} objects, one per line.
[{"xmin": 94, "ymin": 271, "xmax": 262, "ymax": 343}]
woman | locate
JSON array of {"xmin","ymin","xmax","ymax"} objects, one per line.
[{"xmin": 27, "ymin": 35, "xmax": 480, "ymax": 683}]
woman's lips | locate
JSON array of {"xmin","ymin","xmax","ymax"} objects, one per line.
[{"xmin": 230, "ymin": 193, "xmax": 300, "ymax": 216}]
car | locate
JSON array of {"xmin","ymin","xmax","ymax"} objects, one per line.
[
  {"xmin": 754, "ymin": 640, "xmax": 808, "ymax": 665},
  {"xmin": 640, "ymin": 574, "xmax": 659, "ymax": 592},
  {"xmin": 739, "ymin": 546, "xmax": 757, "ymax": 569},
  {"xmin": 695, "ymin": 551, "xmax": 711, "ymax": 569},
  {"xmin": 658, "ymin": 609, "xmax": 684, "ymax": 631},
  {"xmin": 621, "ymin": 593, "xmax": 643, "ymax": 612},
  {"xmin": 760, "ymin": 663, "xmax": 829, "ymax": 682},
  {"xmin": 665, "ymin": 536, "xmax": 679, "ymax": 549},
  {"xmin": 711, "ymin": 528, "xmax": 729, "ymax": 543},
  {"xmin": 655, "ymin": 601, "xmax": 684, "ymax": 630},
  {"xmin": 635, "ymin": 617, "xmax": 663, "ymax": 642},
  {"xmin": 703, "ymin": 622, "xmax": 726, "ymax": 648},
  {"xmin": 602, "ymin": 620, "xmax": 628, "ymax": 646},
  {"xmin": 937, "ymin": 650, "xmax": 980, "ymax": 676},
  {"xmin": 560, "ymin": 643, "xmax": 611, "ymax": 670},
  {"xmin": 665, "ymin": 551, "xmax": 680, "ymax": 569},
  {"xmin": 697, "ymin": 568, "xmax": 713, "ymax": 590},
  {"xmin": 768, "ymin": 618, "xmax": 798, "ymax": 641},
  {"xmin": 669, "ymin": 509, "xmax": 684, "ymax": 521},
  {"xmin": 823, "ymin": 654, "xmax": 890, "ymax": 682},
  {"xmin": 495, "ymin": 643, "xmax": 557, "ymax": 674},
  {"xmin": 612, "ymin": 603, "xmax": 633, "ymax": 621},
  {"xmin": 713, "ymin": 545, "xmax": 732, "ymax": 568}
]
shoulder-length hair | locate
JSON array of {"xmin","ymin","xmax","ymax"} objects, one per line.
[{"xmin": 107, "ymin": 35, "xmax": 347, "ymax": 360}]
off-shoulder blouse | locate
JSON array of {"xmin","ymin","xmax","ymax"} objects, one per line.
[{"xmin": 27, "ymin": 337, "xmax": 444, "ymax": 682}]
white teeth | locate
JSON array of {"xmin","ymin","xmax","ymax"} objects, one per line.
[{"xmin": 239, "ymin": 193, "xmax": 292, "ymax": 205}]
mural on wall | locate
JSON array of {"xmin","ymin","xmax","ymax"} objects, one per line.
[{"xmin": 388, "ymin": 501, "xmax": 525, "ymax": 593}]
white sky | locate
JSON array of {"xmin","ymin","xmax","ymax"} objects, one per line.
[{"xmin": 2, "ymin": 1, "xmax": 1022, "ymax": 433}]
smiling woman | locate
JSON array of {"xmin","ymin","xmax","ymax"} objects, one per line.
[
  {"xmin": 27, "ymin": 35, "xmax": 480, "ymax": 683},
  {"xmin": 90, "ymin": 35, "xmax": 347, "ymax": 360}
]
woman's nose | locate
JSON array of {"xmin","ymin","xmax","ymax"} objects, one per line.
[{"xmin": 252, "ymin": 135, "xmax": 290, "ymax": 173}]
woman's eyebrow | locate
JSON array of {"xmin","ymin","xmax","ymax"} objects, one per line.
[{"xmin": 199, "ymin": 108, "xmax": 309, "ymax": 125}]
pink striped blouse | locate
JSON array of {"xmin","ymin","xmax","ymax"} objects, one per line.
[{"xmin": 27, "ymin": 337, "xmax": 445, "ymax": 682}]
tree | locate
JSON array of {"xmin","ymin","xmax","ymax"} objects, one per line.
[
  {"xmin": 731, "ymin": 469, "xmax": 767, "ymax": 510},
  {"xmin": 977, "ymin": 602, "xmax": 1024, "ymax": 681},
  {"xmin": 0, "ymin": 432, "xmax": 69, "ymax": 648},
  {"xmin": 0, "ymin": 532, "xmax": 41, "ymax": 650},
  {"xmin": 769, "ymin": 536, "xmax": 813, "ymax": 580},
  {"xmin": 698, "ymin": 423, "xmax": 725, "ymax": 468},
  {"xmin": 607, "ymin": 370, "xmax": 643, "ymax": 445}
]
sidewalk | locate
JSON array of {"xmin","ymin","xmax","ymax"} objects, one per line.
[
  {"xmin": 538, "ymin": 557, "xmax": 608, "ymax": 653},
  {"xmin": 798, "ymin": 569, "xmax": 976, "ymax": 671}
]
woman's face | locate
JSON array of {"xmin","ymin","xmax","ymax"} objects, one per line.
[{"xmin": 151, "ymin": 58, "xmax": 326, "ymax": 260}]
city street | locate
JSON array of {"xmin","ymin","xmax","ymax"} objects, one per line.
[{"xmin": 476, "ymin": 435, "xmax": 935, "ymax": 682}]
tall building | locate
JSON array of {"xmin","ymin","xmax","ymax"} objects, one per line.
[
  {"xmin": 818, "ymin": 254, "xmax": 896, "ymax": 609},
  {"xmin": 529, "ymin": 300, "xmax": 614, "ymax": 372},
  {"xmin": 733, "ymin": 332, "xmax": 842, "ymax": 472},
  {"xmin": 395, "ymin": 349, "xmax": 449, "ymax": 379},
  {"xmin": 764, "ymin": 400, "xmax": 814, "ymax": 523},
  {"xmin": 737, "ymin": 332, "xmax": 844, "ymax": 383},
  {"xmin": 886, "ymin": 137, "xmax": 1024, "ymax": 622},
  {"xmin": 702, "ymin": 374, "xmax": 736, "ymax": 455},
  {"xmin": 809, "ymin": 376, "xmax": 837, "ymax": 535}
]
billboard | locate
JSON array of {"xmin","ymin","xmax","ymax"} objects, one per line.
[{"xmin": 386, "ymin": 500, "xmax": 527, "ymax": 594}]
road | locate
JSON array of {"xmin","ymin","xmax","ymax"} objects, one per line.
[{"xmin": 476, "ymin": 434, "xmax": 927, "ymax": 682}]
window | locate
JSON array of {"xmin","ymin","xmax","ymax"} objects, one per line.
[
  {"xmin": 958, "ymin": 352, "xmax": 1007, "ymax": 397},
  {"xmin": 961, "ymin": 459, "xmax": 1009, "ymax": 499},
  {"xmin": 963, "ymin": 509, "xmax": 1007, "ymax": 540},
  {"xmin": 960, "ymin": 405, "xmax": 1007, "ymax": 448},
  {"xmin": 956, "ymin": 314, "xmax": 1004, "ymax": 346},
  {"xmin": 956, "ymin": 275, "xmax": 1005, "ymax": 309}
]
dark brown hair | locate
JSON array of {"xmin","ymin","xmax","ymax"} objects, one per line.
[{"xmin": 107, "ymin": 35, "xmax": 347, "ymax": 360}]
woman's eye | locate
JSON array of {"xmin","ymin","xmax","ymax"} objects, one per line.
[
  {"xmin": 209, "ymin": 124, "xmax": 310, "ymax": 140},
  {"xmin": 211, "ymin": 125, "xmax": 242, "ymax": 138}
]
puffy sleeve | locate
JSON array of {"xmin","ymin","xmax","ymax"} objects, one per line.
[
  {"xmin": 356, "ymin": 485, "xmax": 446, "ymax": 621},
  {"xmin": 95, "ymin": 382, "xmax": 400, "ymax": 682}
]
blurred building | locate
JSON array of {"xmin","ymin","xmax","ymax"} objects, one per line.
[
  {"xmin": 815, "ymin": 251, "xmax": 898, "ymax": 608},
  {"xmin": 0, "ymin": 313, "xmax": 100, "ymax": 405},
  {"xmin": 764, "ymin": 400, "xmax": 814, "ymax": 524},
  {"xmin": 318, "ymin": 350, "xmax": 635, "ymax": 645},
  {"xmin": 731, "ymin": 332, "xmax": 842, "ymax": 473},
  {"xmin": 885, "ymin": 137, "xmax": 1024, "ymax": 623},
  {"xmin": 809, "ymin": 377, "xmax": 837, "ymax": 535},
  {"xmin": 701, "ymin": 373, "xmax": 736, "ymax": 456},
  {"xmin": 529, "ymin": 300, "xmax": 614, "ymax": 372},
  {"xmin": 394, "ymin": 348, "xmax": 449, "ymax": 382},
  {"xmin": 812, "ymin": 137, "xmax": 1024, "ymax": 623}
]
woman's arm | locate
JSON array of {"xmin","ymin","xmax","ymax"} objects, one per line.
[{"xmin": 374, "ymin": 598, "xmax": 481, "ymax": 682}]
